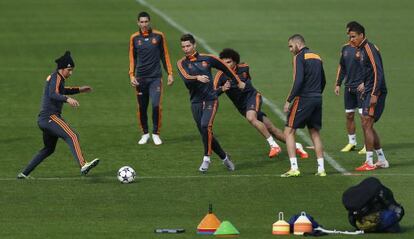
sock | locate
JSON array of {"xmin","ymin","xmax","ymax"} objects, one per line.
[
  {"xmin": 295, "ymin": 142, "xmax": 303, "ymax": 150},
  {"xmin": 375, "ymin": 148, "xmax": 386, "ymax": 162},
  {"xmin": 366, "ymin": 151, "xmax": 374, "ymax": 166},
  {"xmin": 317, "ymin": 158, "xmax": 325, "ymax": 172},
  {"xmin": 348, "ymin": 134, "xmax": 356, "ymax": 145},
  {"xmin": 289, "ymin": 157, "xmax": 298, "ymax": 170},
  {"xmin": 203, "ymin": 156, "xmax": 211, "ymax": 162},
  {"xmin": 266, "ymin": 136, "xmax": 278, "ymax": 148}
]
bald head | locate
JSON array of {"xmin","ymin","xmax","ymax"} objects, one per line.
[{"xmin": 288, "ymin": 34, "xmax": 306, "ymax": 55}]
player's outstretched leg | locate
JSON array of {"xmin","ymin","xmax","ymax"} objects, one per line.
[
  {"xmin": 246, "ymin": 111, "xmax": 281, "ymax": 158},
  {"xmin": 262, "ymin": 116, "xmax": 308, "ymax": 159}
]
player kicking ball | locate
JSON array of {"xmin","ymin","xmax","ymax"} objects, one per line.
[{"xmin": 17, "ymin": 51, "xmax": 99, "ymax": 179}]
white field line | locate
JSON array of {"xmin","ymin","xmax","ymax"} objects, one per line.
[
  {"xmin": 136, "ymin": 0, "xmax": 348, "ymax": 174},
  {"xmin": 1, "ymin": 172, "xmax": 414, "ymax": 181}
]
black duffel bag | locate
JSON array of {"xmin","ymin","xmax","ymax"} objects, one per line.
[{"xmin": 342, "ymin": 177, "xmax": 404, "ymax": 232}]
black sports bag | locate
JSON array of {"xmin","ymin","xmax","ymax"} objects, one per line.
[{"xmin": 342, "ymin": 177, "xmax": 404, "ymax": 232}]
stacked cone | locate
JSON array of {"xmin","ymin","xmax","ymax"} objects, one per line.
[
  {"xmin": 293, "ymin": 211, "xmax": 313, "ymax": 235},
  {"xmin": 214, "ymin": 221, "xmax": 240, "ymax": 237},
  {"xmin": 272, "ymin": 212, "xmax": 290, "ymax": 235},
  {"xmin": 197, "ymin": 204, "xmax": 221, "ymax": 235}
]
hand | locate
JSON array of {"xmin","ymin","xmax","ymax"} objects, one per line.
[
  {"xmin": 67, "ymin": 97, "xmax": 80, "ymax": 107},
  {"xmin": 334, "ymin": 86, "xmax": 340, "ymax": 96},
  {"xmin": 196, "ymin": 75, "xmax": 210, "ymax": 83},
  {"xmin": 167, "ymin": 75, "xmax": 174, "ymax": 86},
  {"xmin": 79, "ymin": 86, "xmax": 92, "ymax": 93},
  {"xmin": 222, "ymin": 81, "xmax": 231, "ymax": 91},
  {"xmin": 130, "ymin": 76, "xmax": 139, "ymax": 87},
  {"xmin": 284, "ymin": 101, "xmax": 290, "ymax": 113},
  {"xmin": 370, "ymin": 95, "xmax": 378, "ymax": 105},
  {"xmin": 237, "ymin": 81, "xmax": 246, "ymax": 90},
  {"xmin": 357, "ymin": 83, "xmax": 364, "ymax": 93}
]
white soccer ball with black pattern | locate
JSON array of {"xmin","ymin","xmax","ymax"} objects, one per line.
[{"xmin": 117, "ymin": 166, "xmax": 136, "ymax": 184}]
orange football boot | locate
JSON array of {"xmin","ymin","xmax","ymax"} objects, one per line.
[{"xmin": 269, "ymin": 146, "xmax": 282, "ymax": 158}]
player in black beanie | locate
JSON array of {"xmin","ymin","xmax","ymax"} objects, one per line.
[
  {"xmin": 55, "ymin": 51, "xmax": 75, "ymax": 69},
  {"xmin": 17, "ymin": 51, "xmax": 99, "ymax": 179}
]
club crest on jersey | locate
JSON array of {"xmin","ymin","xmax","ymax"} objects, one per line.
[
  {"xmin": 355, "ymin": 50, "xmax": 361, "ymax": 59},
  {"xmin": 151, "ymin": 38, "xmax": 157, "ymax": 45},
  {"xmin": 242, "ymin": 72, "xmax": 248, "ymax": 78},
  {"xmin": 138, "ymin": 40, "xmax": 142, "ymax": 45},
  {"xmin": 188, "ymin": 63, "xmax": 193, "ymax": 69},
  {"xmin": 201, "ymin": 61, "xmax": 208, "ymax": 68}
]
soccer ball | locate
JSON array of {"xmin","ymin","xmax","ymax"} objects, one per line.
[{"xmin": 117, "ymin": 166, "xmax": 136, "ymax": 184}]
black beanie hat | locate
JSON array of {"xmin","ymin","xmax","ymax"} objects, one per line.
[{"xmin": 55, "ymin": 51, "xmax": 75, "ymax": 69}]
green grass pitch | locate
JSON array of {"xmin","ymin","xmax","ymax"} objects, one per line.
[{"xmin": 1, "ymin": 0, "xmax": 413, "ymax": 238}]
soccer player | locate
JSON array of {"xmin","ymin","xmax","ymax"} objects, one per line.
[
  {"xmin": 17, "ymin": 51, "xmax": 99, "ymax": 179},
  {"xmin": 348, "ymin": 24, "xmax": 389, "ymax": 171},
  {"xmin": 129, "ymin": 11, "xmax": 174, "ymax": 145},
  {"xmin": 281, "ymin": 34, "xmax": 326, "ymax": 177},
  {"xmin": 177, "ymin": 34, "xmax": 245, "ymax": 172},
  {"xmin": 214, "ymin": 48, "xmax": 308, "ymax": 159},
  {"xmin": 335, "ymin": 21, "xmax": 366, "ymax": 154}
]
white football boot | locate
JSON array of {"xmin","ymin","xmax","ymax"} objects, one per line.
[
  {"xmin": 223, "ymin": 155, "xmax": 235, "ymax": 171},
  {"xmin": 152, "ymin": 134, "xmax": 163, "ymax": 145},
  {"xmin": 138, "ymin": 133, "xmax": 150, "ymax": 145},
  {"xmin": 199, "ymin": 159, "xmax": 210, "ymax": 173},
  {"xmin": 80, "ymin": 158, "xmax": 100, "ymax": 175}
]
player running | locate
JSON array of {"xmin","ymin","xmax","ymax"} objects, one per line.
[{"xmin": 214, "ymin": 48, "xmax": 308, "ymax": 159}]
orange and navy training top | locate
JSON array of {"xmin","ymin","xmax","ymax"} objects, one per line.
[
  {"xmin": 286, "ymin": 47, "xmax": 326, "ymax": 103},
  {"xmin": 38, "ymin": 71, "xmax": 80, "ymax": 119},
  {"xmin": 335, "ymin": 43, "xmax": 363, "ymax": 88},
  {"xmin": 177, "ymin": 52, "xmax": 242, "ymax": 103},
  {"xmin": 357, "ymin": 39, "xmax": 387, "ymax": 96},
  {"xmin": 129, "ymin": 29, "xmax": 173, "ymax": 79},
  {"xmin": 214, "ymin": 63, "xmax": 256, "ymax": 104}
]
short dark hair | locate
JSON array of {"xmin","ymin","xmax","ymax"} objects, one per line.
[
  {"xmin": 138, "ymin": 11, "xmax": 150, "ymax": 20},
  {"xmin": 288, "ymin": 34, "xmax": 305, "ymax": 44},
  {"xmin": 348, "ymin": 23, "xmax": 365, "ymax": 35},
  {"xmin": 219, "ymin": 48, "xmax": 240, "ymax": 64},
  {"xmin": 180, "ymin": 34, "xmax": 196, "ymax": 44},
  {"xmin": 346, "ymin": 21, "xmax": 359, "ymax": 29}
]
